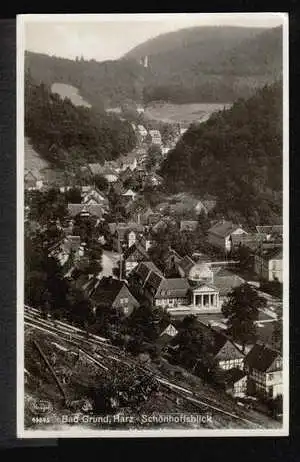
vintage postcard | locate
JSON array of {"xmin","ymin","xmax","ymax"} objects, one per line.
[{"xmin": 17, "ymin": 13, "xmax": 289, "ymax": 438}]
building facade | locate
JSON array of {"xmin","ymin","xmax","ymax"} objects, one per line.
[{"xmin": 245, "ymin": 343, "xmax": 282, "ymax": 399}]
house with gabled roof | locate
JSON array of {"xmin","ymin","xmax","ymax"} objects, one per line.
[
  {"xmin": 117, "ymin": 152, "xmax": 138, "ymax": 172},
  {"xmin": 244, "ymin": 343, "xmax": 282, "ymax": 399},
  {"xmin": 123, "ymin": 241, "xmax": 151, "ymax": 276},
  {"xmin": 148, "ymin": 129, "xmax": 162, "ymax": 145},
  {"xmin": 209, "ymin": 329, "xmax": 245, "ymax": 371},
  {"xmin": 196, "ymin": 197, "xmax": 217, "ymax": 215},
  {"xmin": 89, "ymin": 276, "xmax": 140, "ymax": 317},
  {"xmin": 48, "ymin": 235, "xmax": 84, "ymax": 268},
  {"xmin": 87, "ymin": 163, "xmax": 118, "ymax": 183},
  {"xmin": 169, "ymin": 321, "xmax": 245, "ymax": 372},
  {"xmin": 67, "ymin": 203, "xmax": 105, "ymax": 220},
  {"xmin": 24, "ymin": 170, "xmax": 44, "ymax": 191},
  {"xmin": 154, "ymin": 278, "xmax": 191, "ymax": 309},
  {"xmin": 222, "ymin": 368, "xmax": 248, "ymax": 398},
  {"xmin": 207, "ymin": 220, "xmax": 247, "ymax": 253},
  {"xmin": 230, "ymin": 232, "xmax": 267, "ymax": 252},
  {"xmin": 254, "ymin": 246, "xmax": 283, "ymax": 283},
  {"xmin": 129, "ymin": 261, "xmax": 163, "ymax": 301},
  {"xmin": 180, "ymin": 220, "xmax": 198, "ymax": 233},
  {"xmin": 256, "ymin": 225, "xmax": 283, "ymax": 237},
  {"xmin": 122, "ymin": 188, "xmax": 137, "ymax": 202},
  {"xmin": 157, "ymin": 323, "xmax": 179, "ymax": 347},
  {"xmin": 112, "ymin": 222, "xmax": 145, "ymax": 252},
  {"xmin": 81, "ymin": 186, "xmax": 108, "ymax": 208},
  {"xmin": 131, "ymin": 261, "xmax": 190, "ymax": 310}
]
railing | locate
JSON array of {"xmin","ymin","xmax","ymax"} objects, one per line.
[{"xmin": 166, "ymin": 305, "xmax": 221, "ymax": 315}]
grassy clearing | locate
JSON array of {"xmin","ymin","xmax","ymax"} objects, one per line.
[
  {"xmin": 51, "ymin": 83, "xmax": 91, "ymax": 108},
  {"xmin": 144, "ymin": 102, "xmax": 232, "ymax": 125}
]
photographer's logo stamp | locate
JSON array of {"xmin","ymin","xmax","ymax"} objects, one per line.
[{"xmin": 29, "ymin": 398, "xmax": 53, "ymax": 415}]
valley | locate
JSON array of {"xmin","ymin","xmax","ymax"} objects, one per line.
[{"xmin": 144, "ymin": 102, "xmax": 232, "ymax": 125}]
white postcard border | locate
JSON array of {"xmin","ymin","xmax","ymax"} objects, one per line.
[{"xmin": 16, "ymin": 12, "xmax": 289, "ymax": 438}]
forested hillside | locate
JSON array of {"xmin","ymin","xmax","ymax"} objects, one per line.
[
  {"xmin": 25, "ymin": 73, "xmax": 136, "ymax": 169},
  {"xmin": 25, "ymin": 51, "xmax": 145, "ymax": 111},
  {"xmin": 127, "ymin": 26, "xmax": 283, "ymax": 104},
  {"xmin": 160, "ymin": 82, "xmax": 283, "ymax": 228},
  {"xmin": 25, "ymin": 26, "xmax": 282, "ymax": 107}
]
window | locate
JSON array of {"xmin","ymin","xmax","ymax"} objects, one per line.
[
  {"xmin": 268, "ymin": 373, "xmax": 273, "ymax": 380},
  {"xmin": 120, "ymin": 298, "xmax": 129, "ymax": 305},
  {"xmin": 123, "ymin": 306, "xmax": 129, "ymax": 315}
]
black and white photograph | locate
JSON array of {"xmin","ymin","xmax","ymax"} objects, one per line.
[{"xmin": 17, "ymin": 13, "xmax": 288, "ymax": 437}]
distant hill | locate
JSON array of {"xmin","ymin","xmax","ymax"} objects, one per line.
[
  {"xmin": 125, "ymin": 26, "xmax": 265, "ymax": 62},
  {"xmin": 125, "ymin": 26, "xmax": 282, "ymax": 103},
  {"xmin": 160, "ymin": 81, "xmax": 283, "ymax": 228},
  {"xmin": 25, "ymin": 51, "xmax": 145, "ymax": 111},
  {"xmin": 25, "ymin": 26, "xmax": 282, "ymax": 108}
]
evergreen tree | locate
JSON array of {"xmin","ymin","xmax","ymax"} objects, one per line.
[{"xmin": 222, "ymin": 283, "xmax": 267, "ymax": 351}]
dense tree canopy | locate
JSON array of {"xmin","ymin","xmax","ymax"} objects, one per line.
[
  {"xmin": 222, "ymin": 283, "xmax": 267, "ymax": 351},
  {"xmin": 160, "ymin": 82, "xmax": 282, "ymax": 228},
  {"xmin": 25, "ymin": 75, "xmax": 137, "ymax": 168}
]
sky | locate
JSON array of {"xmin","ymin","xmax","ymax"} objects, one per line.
[{"xmin": 22, "ymin": 13, "xmax": 285, "ymax": 62}]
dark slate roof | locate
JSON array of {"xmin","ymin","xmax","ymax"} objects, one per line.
[
  {"xmin": 231, "ymin": 233, "xmax": 266, "ymax": 244},
  {"xmin": 49, "ymin": 235, "xmax": 81, "ymax": 255},
  {"xmin": 223, "ymin": 367, "xmax": 247, "ymax": 385},
  {"xmin": 195, "ymin": 321, "xmax": 244, "ymax": 359},
  {"xmin": 90, "ymin": 276, "xmax": 128, "ymax": 305},
  {"xmin": 157, "ymin": 333, "xmax": 175, "ymax": 346},
  {"xmin": 245, "ymin": 343, "xmax": 281, "ymax": 372},
  {"xmin": 192, "ymin": 282, "xmax": 219, "ymax": 292},
  {"xmin": 256, "ymin": 225, "xmax": 283, "ymax": 235},
  {"xmin": 134, "ymin": 261, "xmax": 151, "ymax": 282},
  {"xmin": 142, "ymin": 261, "xmax": 163, "ymax": 276},
  {"xmin": 210, "ymin": 331, "xmax": 229, "ymax": 355},
  {"xmin": 178, "ymin": 255, "xmax": 195, "ymax": 274},
  {"xmin": 155, "ymin": 278, "xmax": 190, "ymax": 299},
  {"xmin": 260, "ymin": 246, "xmax": 283, "ymax": 261},
  {"xmin": 213, "ymin": 269, "xmax": 245, "ymax": 296},
  {"xmin": 145, "ymin": 271, "xmax": 164, "ymax": 293},
  {"xmin": 123, "ymin": 242, "xmax": 150, "ymax": 261},
  {"xmin": 133, "ymin": 261, "xmax": 163, "ymax": 285},
  {"xmin": 68, "ymin": 203, "xmax": 104, "ymax": 218},
  {"xmin": 208, "ymin": 221, "xmax": 245, "ymax": 238}
]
